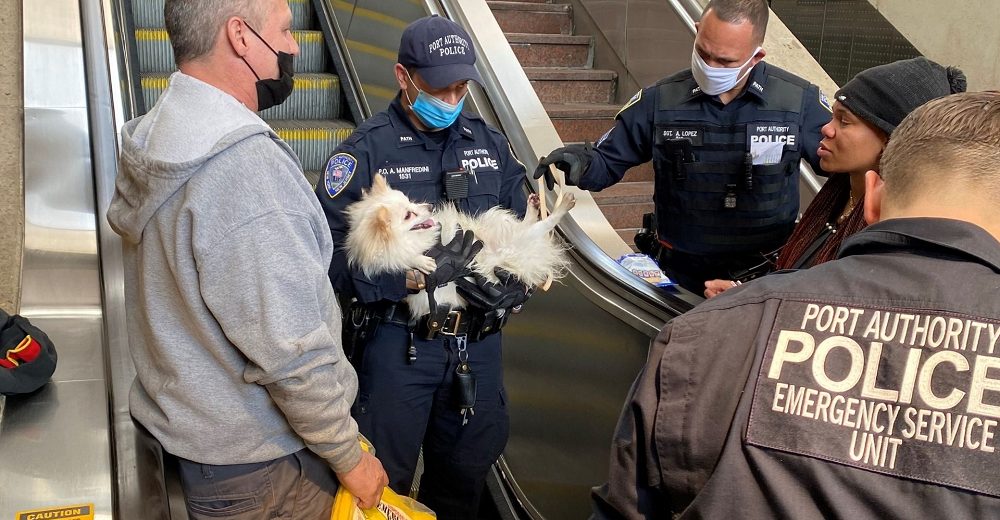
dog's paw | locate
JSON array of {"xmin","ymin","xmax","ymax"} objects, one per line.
[
  {"xmin": 556, "ymin": 192, "xmax": 576, "ymax": 212},
  {"xmin": 414, "ymin": 255, "xmax": 437, "ymax": 274},
  {"xmin": 528, "ymin": 193, "xmax": 540, "ymax": 209}
]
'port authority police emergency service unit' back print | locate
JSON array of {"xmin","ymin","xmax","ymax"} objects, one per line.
[{"xmin": 747, "ymin": 301, "xmax": 1000, "ymax": 497}]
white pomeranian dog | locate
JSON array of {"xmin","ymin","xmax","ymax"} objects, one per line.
[{"xmin": 344, "ymin": 174, "xmax": 575, "ymax": 319}]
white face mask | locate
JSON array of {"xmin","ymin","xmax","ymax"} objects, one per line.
[{"xmin": 690, "ymin": 46, "xmax": 761, "ymax": 96}]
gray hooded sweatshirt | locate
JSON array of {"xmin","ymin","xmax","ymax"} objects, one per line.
[{"xmin": 107, "ymin": 72, "xmax": 361, "ymax": 473}]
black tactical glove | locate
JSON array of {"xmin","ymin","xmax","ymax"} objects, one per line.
[
  {"xmin": 532, "ymin": 142, "xmax": 594, "ymax": 190},
  {"xmin": 455, "ymin": 268, "xmax": 534, "ymax": 310},
  {"xmin": 424, "ymin": 229, "xmax": 483, "ymax": 291}
]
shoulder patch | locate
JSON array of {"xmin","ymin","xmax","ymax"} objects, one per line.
[
  {"xmin": 616, "ymin": 90, "xmax": 643, "ymax": 118},
  {"xmin": 819, "ymin": 91, "xmax": 833, "ymax": 113},
  {"xmin": 324, "ymin": 153, "xmax": 357, "ymax": 199}
]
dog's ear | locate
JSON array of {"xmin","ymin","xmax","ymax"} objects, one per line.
[
  {"xmin": 371, "ymin": 175, "xmax": 390, "ymax": 194},
  {"xmin": 374, "ymin": 206, "xmax": 393, "ymax": 240}
]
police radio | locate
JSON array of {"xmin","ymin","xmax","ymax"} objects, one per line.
[
  {"xmin": 444, "ymin": 165, "xmax": 475, "ymax": 200},
  {"xmin": 666, "ymin": 138, "xmax": 695, "ymax": 182}
]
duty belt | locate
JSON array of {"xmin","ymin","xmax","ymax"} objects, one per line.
[{"xmin": 380, "ymin": 302, "xmax": 510, "ymax": 343}]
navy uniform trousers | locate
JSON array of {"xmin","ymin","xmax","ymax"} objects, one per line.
[{"xmin": 353, "ymin": 324, "xmax": 508, "ymax": 517}]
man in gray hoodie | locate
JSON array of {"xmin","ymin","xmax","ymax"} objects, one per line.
[{"xmin": 106, "ymin": 0, "xmax": 387, "ymax": 516}]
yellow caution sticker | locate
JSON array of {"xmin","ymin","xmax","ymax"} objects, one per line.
[{"xmin": 16, "ymin": 504, "xmax": 94, "ymax": 520}]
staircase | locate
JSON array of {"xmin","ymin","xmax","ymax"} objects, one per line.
[
  {"xmin": 489, "ymin": 0, "xmax": 654, "ymax": 249},
  {"xmin": 130, "ymin": 0, "xmax": 355, "ymax": 187}
]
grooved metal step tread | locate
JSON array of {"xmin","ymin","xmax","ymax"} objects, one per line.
[
  {"xmin": 132, "ymin": 0, "xmax": 316, "ymax": 29},
  {"xmin": 524, "ymin": 67, "xmax": 616, "ymax": 81},
  {"xmin": 135, "ymin": 29, "xmax": 327, "ymax": 73},
  {"xmin": 504, "ymin": 33, "xmax": 591, "ymax": 45},
  {"xmin": 543, "ymin": 103, "xmax": 621, "ymax": 118},
  {"xmin": 487, "ymin": 1, "xmax": 570, "ymax": 12},
  {"xmin": 271, "ymin": 119, "xmax": 355, "ymax": 172}
]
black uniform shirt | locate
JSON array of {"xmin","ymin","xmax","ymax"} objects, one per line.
[
  {"xmin": 594, "ymin": 217, "xmax": 1000, "ymax": 519},
  {"xmin": 316, "ymin": 95, "xmax": 527, "ymax": 304},
  {"xmin": 582, "ymin": 62, "xmax": 831, "ymax": 256}
]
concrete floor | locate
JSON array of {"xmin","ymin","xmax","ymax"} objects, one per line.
[{"xmin": 0, "ymin": 0, "xmax": 22, "ymax": 313}]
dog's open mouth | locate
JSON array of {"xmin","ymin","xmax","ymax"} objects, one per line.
[{"xmin": 410, "ymin": 218, "xmax": 435, "ymax": 231}]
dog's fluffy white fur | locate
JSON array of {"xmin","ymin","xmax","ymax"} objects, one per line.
[{"xmin": 345, "ymin": 175, "xmax": 575, "ymax": 318}]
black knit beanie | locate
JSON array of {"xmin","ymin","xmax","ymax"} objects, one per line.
[{"xmin": 835, "ymin": 57, "xmax": 967, "ymax": 136}]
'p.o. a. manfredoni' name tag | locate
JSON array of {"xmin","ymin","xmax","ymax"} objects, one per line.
[{"xmin": 747, "ymin": 301, "xmax": 1000, "ymax": 497}]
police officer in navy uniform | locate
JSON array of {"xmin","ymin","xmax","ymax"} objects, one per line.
[
  {"xmin": 316, "ymin": 15, "xmax": 528, "ymax": 519},
  {"xmin": 534, "ymin": 0, "xmax": 830, "ymax": 294},
  {"xmin": 593, "ymin": 91, "xmax": 1000, "ymax": 519}
]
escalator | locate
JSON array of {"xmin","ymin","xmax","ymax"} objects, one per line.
[
  {"xmin": 3, "ymin": 0, "xmax": 703, "ymax": 518},
  {"xmin": 128, "ymin": 0, "xmax": 358, "ymax": 187}
]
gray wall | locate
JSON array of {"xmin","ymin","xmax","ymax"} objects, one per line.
[
  {"xmin": 0, "ymin": 0, "xmax": 22, "ymax": 314},
  {"xmin": 869, "ymin": 0, "xmax": 998, "ymax": 91}
]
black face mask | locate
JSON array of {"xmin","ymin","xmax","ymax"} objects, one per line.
[{"xmin": 241, "ymin": 21, "xmax": 294, "ymax": 111}]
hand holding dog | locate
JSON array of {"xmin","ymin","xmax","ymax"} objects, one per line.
[
  {"xmin": 424, "ymin": 229, "xmax": 483, "ymax": 289},
  {"xmin": 456, "ymin": 268, "xmax": 533, "ymax": 310}
]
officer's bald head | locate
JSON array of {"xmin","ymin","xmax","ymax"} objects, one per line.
[
  {"xmin": 866, "ymin": 92, "xmax": 1000, "ymax": 234},
  {"xmin": 703, "ymin": 0, "xmax": 769, "ymax": 45}
]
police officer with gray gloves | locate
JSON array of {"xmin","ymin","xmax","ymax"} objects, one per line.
[
  {"xmin": 534, "ymin": 0, "xmax": 830, "ymax": 293},
  {"xmin": 593, "ymin": 91, "xmax": 1000, "ymax": 519}
]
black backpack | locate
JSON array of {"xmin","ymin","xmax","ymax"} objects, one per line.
[{"xmin": 0, "ymin": 309, "xmax": 58, "ymax": 395}]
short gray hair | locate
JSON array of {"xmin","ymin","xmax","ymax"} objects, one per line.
[{"xmin": 164, "ymin": 0, "xmax": 266, "ymax": 65}]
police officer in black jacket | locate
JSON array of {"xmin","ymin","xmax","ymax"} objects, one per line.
[
  {"xmin": 534, "ymin": 0, "xmax": 830, "ymax": 294},
  {"xmin": 316, "ymin": 15, "xmax": 528, "ymax": 519},
  {"xmin": 594, "ymin": 91, "xmax": 1000, "ymax": 519}
]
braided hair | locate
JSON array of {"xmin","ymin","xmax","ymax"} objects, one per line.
[{"xmin": 775, "ymin": 174, "xmax": 867, "ymax": 270}]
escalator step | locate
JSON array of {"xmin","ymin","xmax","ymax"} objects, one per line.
[
  {"xmin": 303, "ymin": 170, "xmax": 322, "ymax": 189},
  {"xmin": 271, "ymin": 120, "xmax": 356, "ymax": 172},
  {"xmin": 260, "ymin": 73, "xmax": 342, "ymax": 120},
  {"xmin": 135, "ymin": 29, "xmax": 327, "ymax": 74},
  {"xmin": 293, "ymin": 30, "xmax": 328, "ymax": 74},
  {"xmin": 132, "ymin": 0, "xmax": 315, "ymax": 30},
  {"xmin": 141, "ymin": 72, "xmax": 342, "ymax": 121}
]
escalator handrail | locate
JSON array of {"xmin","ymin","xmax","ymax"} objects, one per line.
[{"xmin": 312, "ymin": 0, "xmax": 370, "ymax": 123}]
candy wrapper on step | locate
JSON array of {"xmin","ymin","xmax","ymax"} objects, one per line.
[
  {"xmin": 331, "ymin": 437, "xmax": 436, "ymax": 520},
  {"xmin": 616, "ymin": 253, "xmax": 674, "ymax": 287}
]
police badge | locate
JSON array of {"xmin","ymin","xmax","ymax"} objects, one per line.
[{"xmin": 325, "ymin": 153, "xmax": 357, "ymax": 199}]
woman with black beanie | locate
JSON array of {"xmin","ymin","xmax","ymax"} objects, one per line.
[{"xmin": 705, "ymin": 57, "xmax": 966, "ymax": 298}]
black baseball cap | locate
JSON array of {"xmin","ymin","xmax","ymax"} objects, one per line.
[{"xmin": 398, "ymin": 15, "xmax": 482, "ymax": 89}]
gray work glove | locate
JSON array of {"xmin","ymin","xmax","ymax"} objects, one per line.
[{"xmin": 533, "ymin": 142, "xmax": 594, "ymax": 190}]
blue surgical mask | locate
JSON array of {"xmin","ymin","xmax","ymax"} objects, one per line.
[
  {"xmin": 404, "ymin": 71, "xmax": 466, "ymax": 131},
  {"xmin": 690, "ymin": 46, "xmax": 761, "ymax": 96}
]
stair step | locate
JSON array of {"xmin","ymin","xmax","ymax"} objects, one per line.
[
  {"xmin": 271, "ymin": 120, "xmax": 356, "ymax": 172},
  {"xmin": 135, "ymin": 29, "xmax": 327, "ymax": 73},
  {"xmin": 132, "ymin": 0, "xmax": 316, "ymax": 29},
  {"xmin": 590, "ymin": 181, "xmax": 653, "ymax": 205},
  {"xmin": 505, "ymin": 33, "xmax": 592, "ymax": 68},
  {"xmin": 596, "ymin": 201, "xmax": 653, "ymax": 231},
  {"xmin": 488, "ymin": 1, "xmax": 572, "ymax": 35},
  {"xmin": 526, "ymin": 67, "xmax": 616, "ymax": 104},
  {"xmin": 544, "ymin": 102, "xmax": 618, "ymax": 142}
]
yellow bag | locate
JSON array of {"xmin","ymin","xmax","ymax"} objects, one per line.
[{"xmin": 331, "ymin": 439, "xmax": 436, "ymax": 520}]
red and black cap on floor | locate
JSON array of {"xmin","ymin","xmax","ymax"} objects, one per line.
[{"xmin": 0, "ymin": 309, "xmax": 57, "ymax": 395}]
